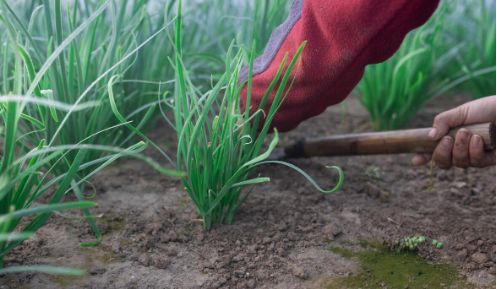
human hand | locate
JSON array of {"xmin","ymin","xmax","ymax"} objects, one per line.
[{"xmin": 411, "ymin": 96, "xmax": 496, "ymax": 169}]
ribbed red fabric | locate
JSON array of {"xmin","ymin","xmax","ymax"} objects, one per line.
[{"xmin": 240, "ymin": 0, "xmax": 440, "ymax": 132}]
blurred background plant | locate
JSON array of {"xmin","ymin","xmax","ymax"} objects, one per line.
[
  {"xmin": 439, "ymin": 0, "xmax": 496, "ymax": 98},
  {"xmin": 0, "ymin": 0, "xmax": 179, "ymax": 178},
  {"xmin": 355, "ymin": 4, "xmax": 453, "ymax": 131},
  {"xmin": 355, "ymin": 0, "xmax": 496, "ymax": 131}
]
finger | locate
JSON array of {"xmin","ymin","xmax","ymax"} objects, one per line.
[
  {"xmin": 470, "ymin": 135, "xmax": 496, "ymax": 167},
  {"xmin": 452, "ymin": 129, "xmax": 470, "ymax": 168},
  {"xmin": 429, "ymin": 107, "xmax": 467, "ymax": 140},
  {"xmin": 469, "ymin": 135, "xmax": 485, "ymax": 167},
  {"xmin": 411, "ymin": 153, "xmax": 432, "ymax": 166},
  {"xmin": 434, "ymin": 136, "xmax": 454, "ymax": 169}
]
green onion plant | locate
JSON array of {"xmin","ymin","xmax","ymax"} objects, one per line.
[
  {"xmin": 162, "ymin": 1, "xmax": 343, "ymax": 229},
  {"xmin": 438, "ymin": 0, "xmax": 496, "ymax": 98},
  {"xmin": 0, "ymin": 84, "xmax": 92, "ymax": 270},
  {"xmin": 0, "ymin": 0, "xmax": 183, "ymax": 272},
  {"xmin": 0, "ymin": 0, "xmax": 182, "ymax": 179},
  {"xmin": 0, "ymin": 71, "xmax": 170, "ymax": 272},
  {"xmin": 108, "ymin": 0, "xmax": 343, "ymax": 229},
  {"xmin": 0, "ymin": 92, "xmax": 161, "ymax": 271}
]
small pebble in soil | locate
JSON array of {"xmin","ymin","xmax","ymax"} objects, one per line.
[
  {"xmin": 232, "ymin": 253, "xmax": 244, "ymax": 263},
  {"xmin": 262, "ymin": 237, "xmax": 271, "ymax": 245},
  {"xmin": 467, "ymin": 244, "xmax": 477, "ymax": 252},
  {"xmin": 111, "ymin": 243, "xmax": 121, "ymax": 253},
  {"xmin": 457, "ymin": 249, "xmax": 468, "ymax": 261},
  {"xmin": 154, "ymin": 257, "xmax": 170, "ymax": 269},
  {"xmin": 40, "ymin": 248, "xmax": 50, "ymax": 256},
  {"xmin": 471, "ymin": 252, "xmax": 488, "ymax": 264},
  {"xmin": 292, "ymin": 266, "xmax": 308, "ymax": 279},
  {"xmin": 246, "ymin": 279, "xmax": 256, "ymax": 289},
  {"xmin": 138, "ymin": 253, "xmax": 150, "ymax": 266},
  {"xmin": 89, "ymin": 267, "xmax": 107, "ymax": 275},
  {"xmin": 234, "ymin": 269, "xmax": 245, "ymax": 278},
  {"xmin": 129, "ymin": 253, "xmax": 139, "ymax": 261},
  {"xmin": 215, "ymin": 261, "xmax": 226, "ymax": 269}
]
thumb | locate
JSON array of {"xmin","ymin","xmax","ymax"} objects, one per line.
[{"xmin": 429, "ymin": 106, "xmax": 468, "ymax": 140}]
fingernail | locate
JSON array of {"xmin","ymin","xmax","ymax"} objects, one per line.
[
  {"xmin": 471, "ymin": 135, "xmax": 481, "ymax": 147},
  {"xmin": 428, "ymin": 128, "xmax": 438, "ymax": 138},
  {"xmin": 441, "ymin": 136, "xmax": 453, "ymax": 148},
  {"xmin": 459, "ymin": 129, "xmax": 469, "ymax": 141}
]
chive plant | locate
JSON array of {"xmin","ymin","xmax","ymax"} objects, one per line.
[
  {"xmin": 438, "ymin": 0, "xmax": 496, "ymax": 98},
  {"xmin": 184, "ymin": 0, "xmax": 290, "ymax": 58},
  {"xmin": 164, "ymin": 1, "xmax": 343, "ymax": 229},
  {"xmin": 0, "ymin": 92, "xmax": 160, "ymax": 271},
  {"xmin": 0, "ymin": 0, "xmax": 182, "ymax": 272},
  {"xmin": 0, "ymin": 43, "xmax": 94, "ymax": 270},
  {"xmin": 0, "ymin": 0, "xmax": 182, "ymax": 179},
  {"xmin": 0, "ymin": 60, "xmax": 170, "ymax": 273},
  {"xmin": 108, "ymin": 0, "xmax": 343, "ymax": 229}
]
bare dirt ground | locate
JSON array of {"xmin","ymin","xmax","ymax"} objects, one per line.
[{"xmin": 2, "ymin": 95, "xmax": 495, "ymax": 289}]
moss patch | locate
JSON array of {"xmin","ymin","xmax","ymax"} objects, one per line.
[
  {"xmin": 99, "ymin": 213, "xmax": 126, "ymax": 233},
  {"xmin": 47, "ymin": 246, "xmax": 117, "ymax": 287},
  {"xmin": 326, "ymin": 240, "xmax": 472, "ymax": 289}
]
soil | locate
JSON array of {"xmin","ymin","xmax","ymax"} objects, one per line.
[{"xmin": 1, "ymin": 95, "xmax": 495, "ymax": 289}]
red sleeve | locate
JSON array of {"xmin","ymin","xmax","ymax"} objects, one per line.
[{"xmin": 239, "ymin": 0, "xmax": 440, "ymax": 132}]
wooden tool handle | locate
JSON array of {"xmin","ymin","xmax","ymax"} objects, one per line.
[{"xmin": 284, "ymin": 123, "xmax": 496, "ymax": 157}]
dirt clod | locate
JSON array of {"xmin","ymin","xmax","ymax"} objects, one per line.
[
  {"xmin": 138, "ymin": 253, "xmax": 150, "ymax": 266},
  {"xmin": 89, "ymin": 267, "xmax": 107, "ymax": 275},
  {"xmin": 234, "ymin": 269, "xmax": 245, "ymax": 278},
  {"xmin": 128, "ymin": 253, "xmax": 139, "ymax": 261},
  {"xmin": 154, "ymin": 257, "xmax": 170, "ymax": 269},
  {"xmin": 215, "ymin": 261, "xmax": 226, "ymax": 269},
  {"xmin": 456, "ymin": 249, "xmax": 468, "ymax": 261},
  {"xmin": 246, "ymin": 279, "xmax": 256, "ymax": 289},
  {"xmin": 111, "ymin": 242, "xmax": 121, "ymax": 253},
  {"xmin": 291, "ymin": 266, "xmax": 307, "ymax": 279},
  {"xmin": 471, "ymin": 252, "xmax": 489, "ymax": 264}
]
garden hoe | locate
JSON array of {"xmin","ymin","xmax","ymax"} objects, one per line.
[{"xmin": 272, "ymin": 123, "xmax": 496, "ymax": 159}]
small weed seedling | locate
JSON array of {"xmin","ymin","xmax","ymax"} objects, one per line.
[
  {"xmin": 432, "ymin": 239, "xmax": 443, "ymax": 248},
  {"xmin": 362, "ymin": 166, "xmax": 385, "ymax": 180},
  {"xmin": 394, "ymin": 235, "xmax": 426, "ymax": 253}
]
